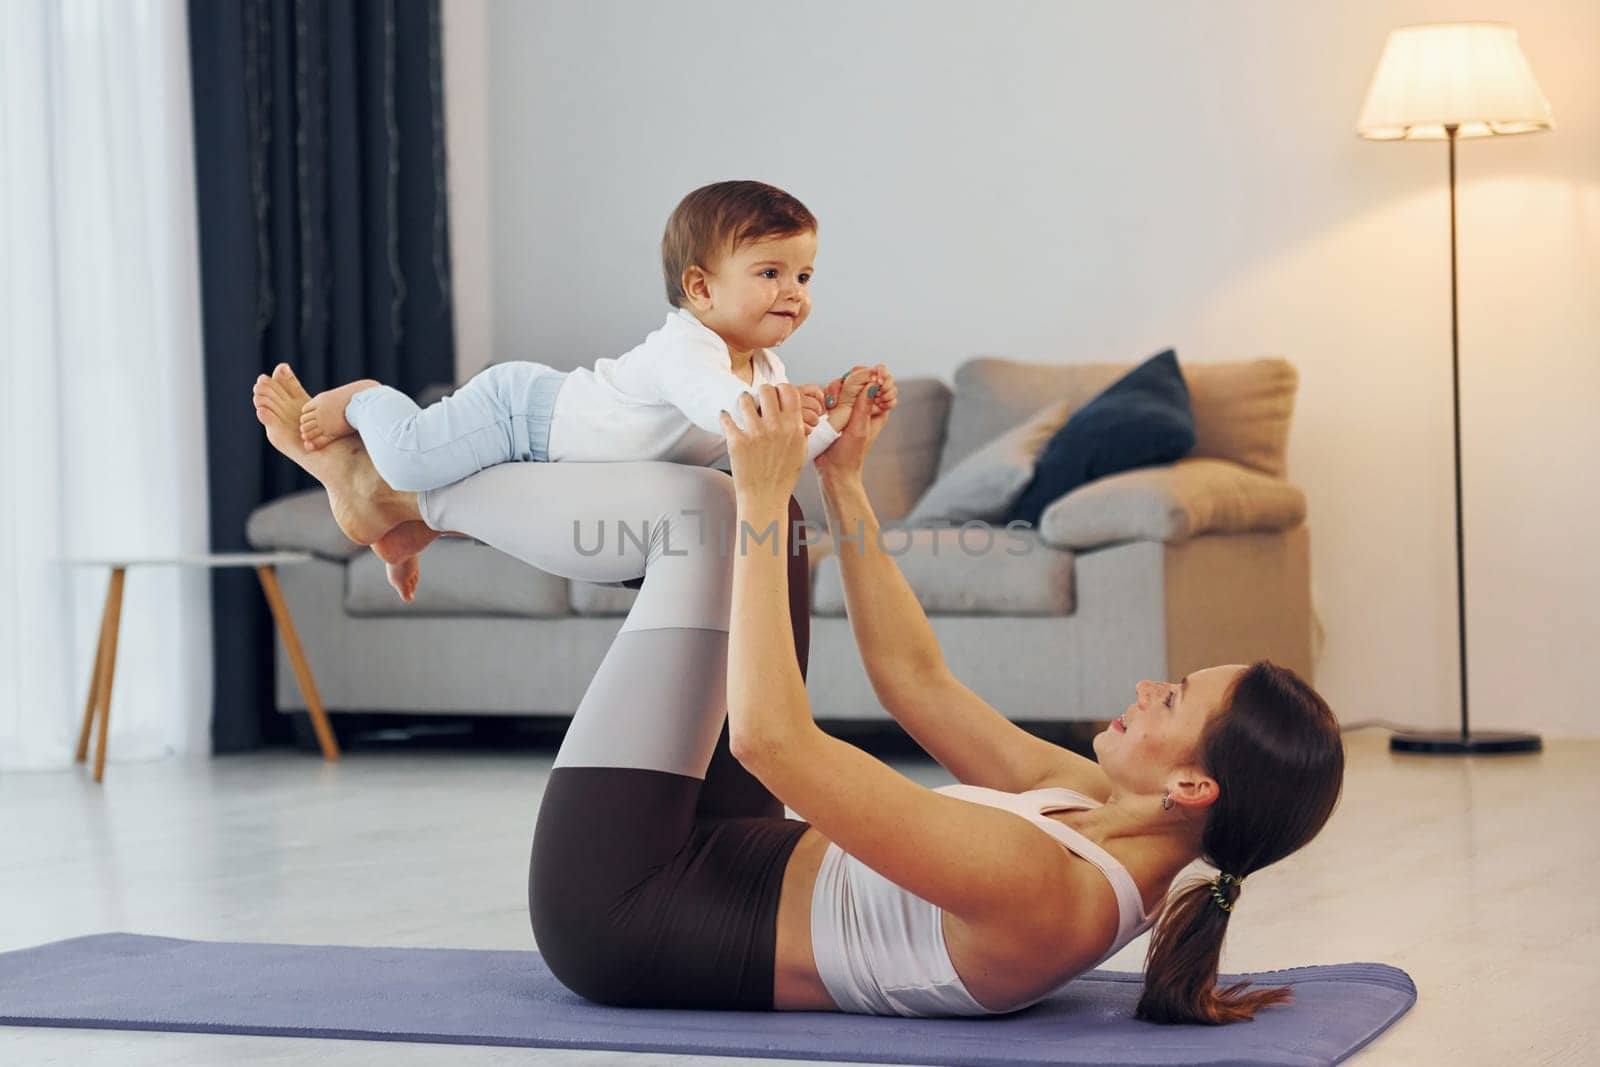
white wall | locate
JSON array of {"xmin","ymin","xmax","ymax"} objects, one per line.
[
  {"xmin": 440, "ymin": 0, "xmax": 494, "ymax": 377},
  {"xmin": 445, "ymin": 0, "xmax": 1600, "ymax": 739}
]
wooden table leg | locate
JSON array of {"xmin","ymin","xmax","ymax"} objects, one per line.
[
  {"xmin": 256, "ymin": 565, "xmax": 340, "ymax": 761},
  {"xmin": 91, "ymin": 567, "xmax": 126, "ymax": 784},
  {"xmin": 75, "ymin": 569, "xmax": 119, "ymax": 764}
]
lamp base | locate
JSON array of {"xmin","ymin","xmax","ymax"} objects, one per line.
[{"xmin": 1390, "ymin": 729, "xmax": 1543, "ymax": 755}]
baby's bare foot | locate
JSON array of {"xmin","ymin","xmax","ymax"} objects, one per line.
[
  {"xmin": 385, "ymin": 554, "xmax": 420, "ymax": 602},
  {"xmin": 373, "ymin": 520, "xmax": 441, "ymax": 565},
  {"xmin": 253, "ymin": 363, "xmax": 415, "ymax": 545},
  {"xmin": 301, "ymin": 379, "xmax": 379, "ymax": 450}
]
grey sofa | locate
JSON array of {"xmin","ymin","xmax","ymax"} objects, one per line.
[{"xmin": 245, "ymin": 355, "xmax": 1313, "ymax": 729}]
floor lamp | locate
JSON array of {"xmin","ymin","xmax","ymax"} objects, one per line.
[{"xmin": 1356, "ymin": 22, "xmax": 1550, "ymax": 755}]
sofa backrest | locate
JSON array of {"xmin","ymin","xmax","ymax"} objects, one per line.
[
  {"xmin": 792, "ymin": 377, "xmax": 952, "ymax": 525},
  {"xmin": 936, "ymin": 356, "xmax": 1299, "ymax": 479}
]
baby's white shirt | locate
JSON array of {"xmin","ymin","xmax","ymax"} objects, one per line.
[{"xmin": 546, "ymin": 306, "xmax": 840, "ymax": 468}]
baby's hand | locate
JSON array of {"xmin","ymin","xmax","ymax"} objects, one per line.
[{"xmin": 797, "ymin": 383, "xmax": 826, "ymax": 429}]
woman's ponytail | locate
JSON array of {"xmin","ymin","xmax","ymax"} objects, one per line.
[{"xmin": 1136, "ymin": 867, "xmax": 1289, "ymax": 1024}]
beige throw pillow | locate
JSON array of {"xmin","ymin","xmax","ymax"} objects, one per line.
[{"xmin": 905, "ymin": 398, "xmax": 1073, "ymax": 524}]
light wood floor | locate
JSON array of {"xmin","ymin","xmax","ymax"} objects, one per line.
[{"xmin": 1, "ymin": 726, "xmax": 1593, "ymax": 1066}]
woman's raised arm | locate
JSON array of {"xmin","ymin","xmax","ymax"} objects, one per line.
[
  {"xmin": 814, "ymin": 389, "xmax": 1073, "ymax": 795},
  {"xmin": 717, "ymin": 384, "xmax": 1078, "ymax": 928}
]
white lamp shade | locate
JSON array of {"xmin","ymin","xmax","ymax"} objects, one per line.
[{"xmin": 1356, "ymin": 22, "xmax": 1554, "ymax": 140}]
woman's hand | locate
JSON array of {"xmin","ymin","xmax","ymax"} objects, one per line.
[
  {"xmin": 718, "ymin": 384, "xmax": 808, "ymax": 511},
  {"xmin": 825, "ymin": 363, "xmax": 898, "ymax": 417},
  {"xmin": 813, "ymin": 373, "xmax": 891, "ymax": 483}
]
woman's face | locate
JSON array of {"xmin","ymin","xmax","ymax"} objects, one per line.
[{"xmin": 1091, "ymin": 664, "xmax": 1248, "ymax": 799}]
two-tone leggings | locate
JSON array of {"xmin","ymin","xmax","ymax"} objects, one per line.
[{"xmin": 417, "ymin": 460, "xmax": 812, "ymax": 1010}]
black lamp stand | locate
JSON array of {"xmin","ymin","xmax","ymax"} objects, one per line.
[{"xmin": 1389, "ymin": 124, "xmax": 1542, "ymax": 755}]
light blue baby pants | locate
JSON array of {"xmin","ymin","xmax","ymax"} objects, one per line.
[{"xmin": 343, "ymin": 362, "xmax": 570, "ymax": 492}]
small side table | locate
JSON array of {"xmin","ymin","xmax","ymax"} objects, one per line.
[{"xmin": 65, "ymin": 552, "xmax": 340, "ymax": 782}]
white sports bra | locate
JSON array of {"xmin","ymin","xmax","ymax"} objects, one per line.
[{"xmin": 808, "ymin": 783, "xmax": 1161, "ymax": 1016}]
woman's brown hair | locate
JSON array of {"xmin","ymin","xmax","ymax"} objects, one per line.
[
  {"xmin": 661, "ymin": 180, "xmax": 817, "ymax": 308},
  {"xmin": 1136, "ymin": 660, "xmax": 1345, "ymax": 1025}
]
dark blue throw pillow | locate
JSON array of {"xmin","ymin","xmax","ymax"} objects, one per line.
[{"xmin": 1004, "ymin": 349, "xmax": 1196, "ymax": 528}]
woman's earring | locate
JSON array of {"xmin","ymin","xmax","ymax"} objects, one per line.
[{"xmin": 1162, "ymin": 792, "xmax": 1174, "ymax": 811}]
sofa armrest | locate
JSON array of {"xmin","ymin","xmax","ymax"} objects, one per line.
[
  {"xmin": 1035, "ymin": 457, "xmax": 1306, "ymax": 550},
  {"xmin": 245, "ymin": 488, "xmax": 364, "ymax": 561}
]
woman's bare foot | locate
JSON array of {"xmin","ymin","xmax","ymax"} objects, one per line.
[
  {"xmin": 252, "ymin": 363, "xmax": 419, "ymax": 545},
  {"xmin": 300, "ymin": 379, "xmax": 380, "ymax": 451},
  {"xmin": 372, "ymin": 519, "xmax": 442, "ymax": 565},
  {"xmin": 385, "ymin": 555, "xmax": 420, "ymax": 602}
]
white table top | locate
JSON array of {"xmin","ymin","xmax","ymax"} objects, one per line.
[{"xmin": 58, "ymin": 552, "xmax": 316, "ymax": 569}]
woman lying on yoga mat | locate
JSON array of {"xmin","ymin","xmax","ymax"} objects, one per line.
[{"xmin": 253, "ymin": 365, "xmax": 1345, "ymax": 1027}]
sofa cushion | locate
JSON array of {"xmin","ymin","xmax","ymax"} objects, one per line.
[
  {"xmin": 245, "ymin": 488, "xmax": 364, "ymax": 561},
  {"xmin": 938, "ymin": 356, "xmax": 1297, "ymax": 479},
  {"xmin": 904, "ymin": 398, "xmax": 1072, "ymax": 525},
  {"xmin": 1007, "ymin": 349, "xmax": 1197, "ymax": 527},
  {"xmin": 1183, "ymin": 358, "xmax": 1298, "ymax": 478},
  {"xmin": 792, "ymin": 377, "xmax": 952, "ymax": 525},
  {"xmin": 568, "ymin": 581, "xmax": 640, "ymax": 617},
  {"xmin": 1037, "ymin": 457, "xmax": 1307, "ymax": 549},
  {"xmin": 345, "ymin": 537, "xmax": 570, "ymax": 617},
  {"xmin": 811, "ymin": 526, "xmax": 1073, "ymax": 617},
  {"xmin": 568, "ymin": 529, "xmax": 835, "ymax": 617}
]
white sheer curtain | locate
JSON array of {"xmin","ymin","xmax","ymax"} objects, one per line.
[{"xmin": 1, "ymin": 0, "xmax": 212, "ymax": 772}]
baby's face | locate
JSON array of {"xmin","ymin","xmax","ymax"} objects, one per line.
[{"xmin": 696, "ymin": 230, "xmax": 817, "ymax": 354}]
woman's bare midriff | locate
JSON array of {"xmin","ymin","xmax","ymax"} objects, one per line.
[
  {"xmin": 769, "ymin": 813, "xmax": 1161, "ymax": 1013},
  {"xmin": 770, "ymin": 827, "xmax": 838, "ymax": 1010}
]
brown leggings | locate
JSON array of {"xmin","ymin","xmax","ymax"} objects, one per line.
[{"xmin": 528, "ymin": 489, "xmax": 812, "ymax": 1010}]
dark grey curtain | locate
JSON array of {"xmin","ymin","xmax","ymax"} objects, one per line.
[{"xmin": 188, "ymin": 0, "xmax": 457, "ymax": 751}]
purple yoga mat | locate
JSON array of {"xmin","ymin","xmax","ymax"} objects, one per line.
[{"xmin": 0, "ymin": 933, "xmax": 1413, "ymax": 1066}]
